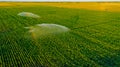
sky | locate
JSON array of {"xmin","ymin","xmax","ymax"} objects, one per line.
[{"xmin": 0, "ymin": 0, "xmax": 120, "ymax": 2}]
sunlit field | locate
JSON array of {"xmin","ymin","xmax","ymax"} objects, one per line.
[
  {"xmin": 0, "ymin": 2, "xmax": 120, "ymax": 12},
  {"xmin": 0, "ymin": 2, "xmax": 120, "ymax": 67}
]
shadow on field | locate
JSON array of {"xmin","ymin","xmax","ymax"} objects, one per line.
[{"xmin": 92, "ymin": 53, "xmax": 120, "ymax": 67}]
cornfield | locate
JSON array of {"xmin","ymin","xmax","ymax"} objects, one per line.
[{"xmin": 0, "ymin": 2, "xmax": 120, "ymax": 67}]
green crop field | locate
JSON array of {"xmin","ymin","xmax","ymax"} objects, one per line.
[{"xmin": 0, "ymin": 5, "xmax": 120, "ymax": 67}]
